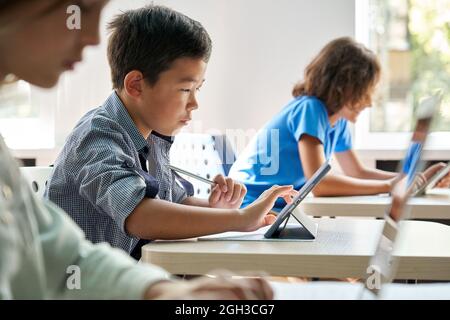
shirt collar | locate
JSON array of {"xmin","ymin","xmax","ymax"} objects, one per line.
[
  {"xmin": 151, "ymin": 131, "xmax": 174, "ymax": 144},
  {"xmin": 103, "ymin": 91, "xmax": 149, "ymax": 154}
]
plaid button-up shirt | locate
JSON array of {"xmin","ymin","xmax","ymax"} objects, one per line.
[{"xmin": 45, "ymin": 91, "xmax": 193, "ymax": 255}]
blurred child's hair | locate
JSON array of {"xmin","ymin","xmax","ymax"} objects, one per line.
[
  {"xmin": 107, "ymin": 4, "xmax": 212, "ymax": 90},
  {"xmin": 292, "ymin": 37, "xmax": 381, "ymax": 114}
]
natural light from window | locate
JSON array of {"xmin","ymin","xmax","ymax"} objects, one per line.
[{"xmin": 355, "ymin": 0, "xmax": 450, "ymax": 150}]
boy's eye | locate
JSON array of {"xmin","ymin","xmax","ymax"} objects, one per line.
[{"xmin": 180, "ymin": 87, "xmax": 202, "ymax": 93}]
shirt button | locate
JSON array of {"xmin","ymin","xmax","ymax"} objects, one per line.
[
  {"xmin": 125, "ymin": 161, "xmax": 133, "ymax": 168},
  {"xmin": 0, "ymin": 210, "xmax": 14, "ymax": 225},
  {"xmin": 1, "ymin": 185, "xmax": 13, "ymax": 201}
]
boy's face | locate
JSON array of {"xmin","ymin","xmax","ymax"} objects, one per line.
[{"xmin": 137, "ymin": 57, "xmax": 207, "ymax": 136}]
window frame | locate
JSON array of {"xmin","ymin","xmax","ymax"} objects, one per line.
[{"xmin": 354, "ymin": 0, "xmax": 450, "ymax": 152}]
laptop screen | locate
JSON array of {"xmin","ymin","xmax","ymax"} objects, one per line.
[
  {"xmin": 364, "ymin": 93, "xmax": 440, "ymax": 296},
  {"xmin": 389, "ymin": 115, "xmax": 433, "ymax": 221}
]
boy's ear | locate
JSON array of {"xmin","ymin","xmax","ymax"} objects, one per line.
[{"xmin": 123, "ymin": 70, "xmax": 145, "ymax": 98}]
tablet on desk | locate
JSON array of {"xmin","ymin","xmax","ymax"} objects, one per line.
[
  {"xmin": 198, "ymin": 219, "xmax": 317, "ymax": 242},
  {"xmin": 199, "ymin": 162, "xmax": 331, "ymax": 242}
]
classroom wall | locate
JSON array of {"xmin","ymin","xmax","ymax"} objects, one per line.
[
  {"xmin": 52, "ymin": 0, "xmax": 355, "ymax": 152},
  {"xmin": 175, "ymin": 0, "xmax": 355, "ymax": 137}
]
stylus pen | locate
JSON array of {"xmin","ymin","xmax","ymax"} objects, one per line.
[{"xmin": 167, "ymin": 164, "xmax": 216, "ymax": 186}]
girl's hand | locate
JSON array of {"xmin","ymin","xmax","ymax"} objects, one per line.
[{"xmin": 423, "ymin": 163, "xmax": 450, "ymax": 188}]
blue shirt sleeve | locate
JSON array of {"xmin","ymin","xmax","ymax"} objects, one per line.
[
  {"xmin": 334, "ymin": 120, "xmax": 353, "ymax": 153},
  {"xmin": 287, "ymin": 98, "xmax": 329, "ymax": 144}
]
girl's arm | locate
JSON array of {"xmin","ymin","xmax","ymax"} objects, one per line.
[
  {"xmin": 334, "ymin": 149, "xmax": 398, "ymax": 180},
  {"xmin": 299, "ymin": 134, "xmax": 395, "ymax": 197}
]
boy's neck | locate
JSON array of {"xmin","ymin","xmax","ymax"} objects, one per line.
[{"xmin": 116, "ymin": 90, "xmax": 152, "ymax": 139}]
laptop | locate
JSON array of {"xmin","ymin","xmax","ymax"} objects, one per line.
[
  {"xmin": 199, "ymin": 161, "xmax": 331, "ymax": 242},
  {"xmin": 361, "ymin": 92, "xmax": 440, "ymax": 298},
  {"xmin": 409, "ymin": 93, "xmax": 444, "ymax": 197}
]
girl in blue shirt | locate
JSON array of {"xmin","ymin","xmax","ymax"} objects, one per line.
[{"xmin": 230, "ymin": 37, "xmax": 450, "ymax": 211}]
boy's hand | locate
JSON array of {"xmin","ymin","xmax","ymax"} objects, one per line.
[
  {"xmin": 238, "ymin": 185, "xmax": 298, "ymax": 232},
  {"xmin": 208, "ymin": 175, "xmax": 247, "ymax": 209}
]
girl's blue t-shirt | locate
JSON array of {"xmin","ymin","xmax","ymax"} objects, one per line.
[{"xmin": 229, "ymin": 96, "xmax": 353, "ymax": 211}]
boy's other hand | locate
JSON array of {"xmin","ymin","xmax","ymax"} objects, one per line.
[
  {"xmin": 238, "ymin": 185, "xmax": 298, "ymax": 232},
  {"xmin": 208, "ymin": 175, "xmax": 247, "ymax": 209}
]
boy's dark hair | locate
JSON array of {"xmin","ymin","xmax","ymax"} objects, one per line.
[
  {"xmin": 107, "ymin": 5, "xmax": 212, "ymax": 90},
  {"xmin": 292, "ymin": 37, "xmax": 381, "ymax": 114}
]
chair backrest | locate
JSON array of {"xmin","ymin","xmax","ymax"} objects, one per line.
[
  {"xmin": 170, "ymin": 133, "xmax": 236, "ymax": 199},
  {"xmin": 20, "ymin": 166, "xmax": 53, "ymax": 198}
]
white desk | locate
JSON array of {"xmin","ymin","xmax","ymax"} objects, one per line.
[
  {"xmin": 299, "ymin": 189, "xmax": 450, "ymax": 219},
  {"xmin": 271, "ymin": 281, "xmax": 450, "ymax": 300},
  {"xmin": 142, "ymin": 218, "xmax": 450, "ymax": 280}
]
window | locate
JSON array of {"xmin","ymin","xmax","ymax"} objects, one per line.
[
  {"xmin": 355, "ymin": 0, "xmax": 450, "ymax": 150},
  {"xmin": 0, "ymin": 81, "xmax": 35, "ymax": 119},
  {"xmin": 0, "ymin": 81, "xmax": 55, "ymax": 150}
]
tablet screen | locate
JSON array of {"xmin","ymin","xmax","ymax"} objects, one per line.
[{"xmin": 264, "ymin": 161, "xmax": 331, "ymax": 238}]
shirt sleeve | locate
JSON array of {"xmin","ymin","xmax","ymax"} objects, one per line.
[
  {"xmin": 334, "ymin": 120, "xmax": 353, "ymax": 153},
  {"xmin": 36, "ymin": 199, "xmax": 172, "ymax": 300},
  {"xmin": 172, "ymin": 172, "xmax": 195, "ymax": 204},
  {"xmin": 287, "ymin": 98, "xmax": 328, "ymax": 144},
  {"xmin": 71, "ymin": 128, "xmax": 158, "ymax": 234}
]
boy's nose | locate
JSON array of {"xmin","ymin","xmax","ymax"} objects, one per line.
[{"xmin": 188, "ymin": 95, "xmax": 199, "ymax": 110}]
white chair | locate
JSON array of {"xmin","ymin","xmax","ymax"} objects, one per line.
[
  {"xmin": 19, "ymin": 166, "xmax": 53, "ymax": 198},
  {"xmin": 170, "ymin": 133, "xmax": 236, "ymax": 199}
]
